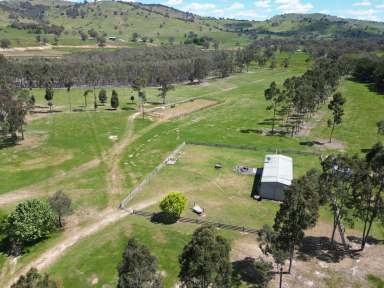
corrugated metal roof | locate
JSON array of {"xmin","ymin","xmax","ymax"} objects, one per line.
[{"xmin": 261, "ymin": 154, "xmax": 293, "ymax": 186}]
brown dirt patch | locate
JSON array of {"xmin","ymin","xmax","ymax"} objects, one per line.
[
  {"xmin": 20, "ymin": 152, "xmax": 72, "ymax": 171},
  {"xmin": 297, "ymin": 111, "xmax": 326, "ymax": 137},
  {"xmin": 313, "ymin": 139, "xmax": 346, "ymax": 151},
  {"xmin": 148, "ymin": 99, "xmax": 217, "ymax": 120},
  {"xmin": 231, "ymin": 236, "xmax": 263, "ymax": 262}
]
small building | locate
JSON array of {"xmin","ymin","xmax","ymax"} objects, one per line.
[{"xmin": 259, "ymin": 154, "xmax": 293, "ymax": 201}]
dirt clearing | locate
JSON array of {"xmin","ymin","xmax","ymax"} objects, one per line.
[{"xmin": 148, "ymin": 99, "xmax": 218, "ymax": 120}]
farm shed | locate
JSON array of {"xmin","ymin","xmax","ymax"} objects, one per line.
[{"xmin": 259, "ymin": 154, "xmax": 293, "ymax": 201}]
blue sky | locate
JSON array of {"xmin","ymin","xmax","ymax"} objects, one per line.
[{"xmin": 80, "ymin": 0, "xmax": 384, "ymax": 21}]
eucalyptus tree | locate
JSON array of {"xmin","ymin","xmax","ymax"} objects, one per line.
[
  {"xmin": 157, "ymin": 67, "xmax": 174, "ymax": 104},
  {"xmin": 320, "ymin": 155, "xmax": 356, "ymax": 247},
  {"xmin": 257, "ymin": 225, "xmax": 289, "ymax": 288},
  {"xmin": 328, "ymin": 92, "xmax": 346, "ymax": 143},
  {"xmin": 44, "ymin": 86, "xmax": 54, "ymax": 112},
  {"xmin": 83, "ymin": 89, "xmax": 92, "ymax": 108},
  {"xmin": 179, "ymin": 225, "xmax": 232, "ymax": 288},
  {"xmin": 132, "ymin": 77, "xmax": 147, "ymax": 119},
  {"xmin": 264, "ymin": 81, "xmax": 284, "ymax": 134},
  {"xmin": 353, "ymin": 143, "xmax": 384, "ymax": 250},
  {"xmin": 118, "ymin": 238, "xmax": 162, "ymax": 288},
  {"xmin": 274, "ymin": 169, "xmax": 321, "ymax": 273}
]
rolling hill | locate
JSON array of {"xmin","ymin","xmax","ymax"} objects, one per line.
[{"xmin": 0, "ymin": 0, "xmax": 384, "ymax": 50}]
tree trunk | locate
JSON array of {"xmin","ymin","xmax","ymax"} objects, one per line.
[
  {"xmin": 20, "ymin": 125, "xmax": 24, "ymax": 140},
  {"xmin": 272, "ymin": 106, "xmax": 276, "ymax": 134},
  {"xmin": 331, "ymin": 214, "xmax": 338, "ymax": 246},
  {"xmin": 93, "ymin": 86, "xmax": 97, "ymax": 111},
  {"xmin": 68, "ymin": 91, "xmax": 72, "ymax": 112},
  {"xmin": 329, "ymin": 122, "xmax": 335, "ymax": 143},
  {"xmin": 288, "ymin": 246, "xmax": 294, "ymax": 274},
  {"xmin": 279, "ymin": 267, "xmax": 283, "ymax": 288}
]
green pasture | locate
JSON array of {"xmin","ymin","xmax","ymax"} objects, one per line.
[
  {"xmin": 48, "ymin": 215, "xmax": 238, "ymax": 288},
  {"xmin": 0, "ymin": 111, "xmax": 131, "ymax": 194},
  {"xmin": 130, "ymin": 144, "xmax": 320, "ymax": 229},
  {"xmin": 310, "ymin": 79, "xmax": 384, "ymax": 153},
  {"xmin": 1, "ymin": 52, "xmax": 384, "ymax": 287}
]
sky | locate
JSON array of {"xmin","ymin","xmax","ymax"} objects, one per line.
[{"xmin": 76, "ymin": 0, "xmax": 384, "ymax": 21}]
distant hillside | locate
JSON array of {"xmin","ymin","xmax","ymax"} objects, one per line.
[
  {"xmin": 0, "ymin": 1, "xmax": 384, "ymax": 50},
  {"xmin": 0, "ymin": 0, "xmax": 247, "ymax": 48},
  {"xmin": 248, "ymin": 13, "xmax": 384, "ymax": 38}
]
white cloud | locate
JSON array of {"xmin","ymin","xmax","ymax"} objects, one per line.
[
  {"xmin": 228, "ymin": 2, "xmax": 245, "ymax": 10},
  {"xmin": 165, "ymin": 0, "xmax": 183, "ymax": 5},
  {"xmin": 353, "ymin": 1, "xmax": 371, "ymax": 6},
  {"xmin": 346, "ymin": 8, "xmax": 378, "ymax": 20},
  {"xmin": 275, "ymin": 0, "xmax": 313, "ymax": 13},
  {"xmin": 184, "ymin": 2, "xmax": 216, "ymax": 11},
  {"xmin": 254, "ymin": 0, "xmax": 271, "ymax": 8}
]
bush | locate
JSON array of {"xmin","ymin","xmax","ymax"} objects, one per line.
[
  {"xmin": 0, "ymin": 39, "xmax": 11, "ymax": 49},
  {"xmin": 2, "ymin": 199, "xmax": 58, "ymax": 254},
  {"xmin": 159, "ymin": 192, "xmax": 187, "ymax": 220},
  {"xmin": 11, "ymin": 268, "xmax": 58, "ymax": 288}
]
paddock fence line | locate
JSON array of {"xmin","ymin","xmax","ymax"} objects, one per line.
[
  {"xmin": 119, "ymin": 142, "xmax": 186, "ymax": 209},
  {"xmin": 186, "ymin": 141, "xmax": 322, "ymax": 157},
  {"xmin": 132, "ymin": 210, "xmax": 260, "ymax": 235}
]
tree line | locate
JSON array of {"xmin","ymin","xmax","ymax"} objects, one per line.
[
  {"xmin": 264, "ymin": 58, "xmax": 346, "ymax": 137},
  {"xmin": 3, "ymin": 46, "xmax": 243, "ymax": 89},
  {"xmin": 352, "ymin": 55, "xmax": 384, "ymax": 92}
]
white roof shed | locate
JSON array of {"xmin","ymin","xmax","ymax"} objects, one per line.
[{"xmin": 260, "ymin": 155, "xmax": 293, "ymax": 201}]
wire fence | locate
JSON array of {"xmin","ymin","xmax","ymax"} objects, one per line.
[
  {"xmin": 119, "ymin": 142, "xmax": 186, "ymax": 209},
  {"xmin": 186, "ymin": 141, "xmax": 322, "ymax": 156},
  {"xmin": 132, "ymin": 210, "xmax": 260, "ymax": 235}
]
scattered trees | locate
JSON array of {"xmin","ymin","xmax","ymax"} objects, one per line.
[
  {"xmin": 159, "ymin": 192, "xmax": 187, "ymax": 221},
  {"xmin": 1, "ymin": 199, "xmax": 58, "ymax": 255},
  {"xmin": 179, "ymin": 225, "xmax": 232, "ymax": 288},
  {"xmin": 327, "ymin": 92, "xmax": 346, "ymax": 143},
  {"xmin": 117, "ymin": 238, "xmax": 162, "ymax": 288}
]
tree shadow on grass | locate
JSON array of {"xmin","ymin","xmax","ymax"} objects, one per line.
[
  {"xmin": 0, "ymin": 137, "xmax": 17, "ymax": 149},
  {"xmin": 150, "ymin": 212, "xmax": 178, "ymax": 225},
  {"xmin": 297, "ymin": 236, "xmax": 361, "ymax": 263}
]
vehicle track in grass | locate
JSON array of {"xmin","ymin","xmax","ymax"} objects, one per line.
[{"xmin": 1, "ymin": 85, "xmax": 239, "ymax": 287}]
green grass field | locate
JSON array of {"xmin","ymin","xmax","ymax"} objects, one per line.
[{"xmin": 1, "ymin": 51, "xmax": 384, "ymax": 287}]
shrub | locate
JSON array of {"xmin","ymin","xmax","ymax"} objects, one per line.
[{"xmin": 159, "ymin": 192, "xmax": 187, "ymax": 220}]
